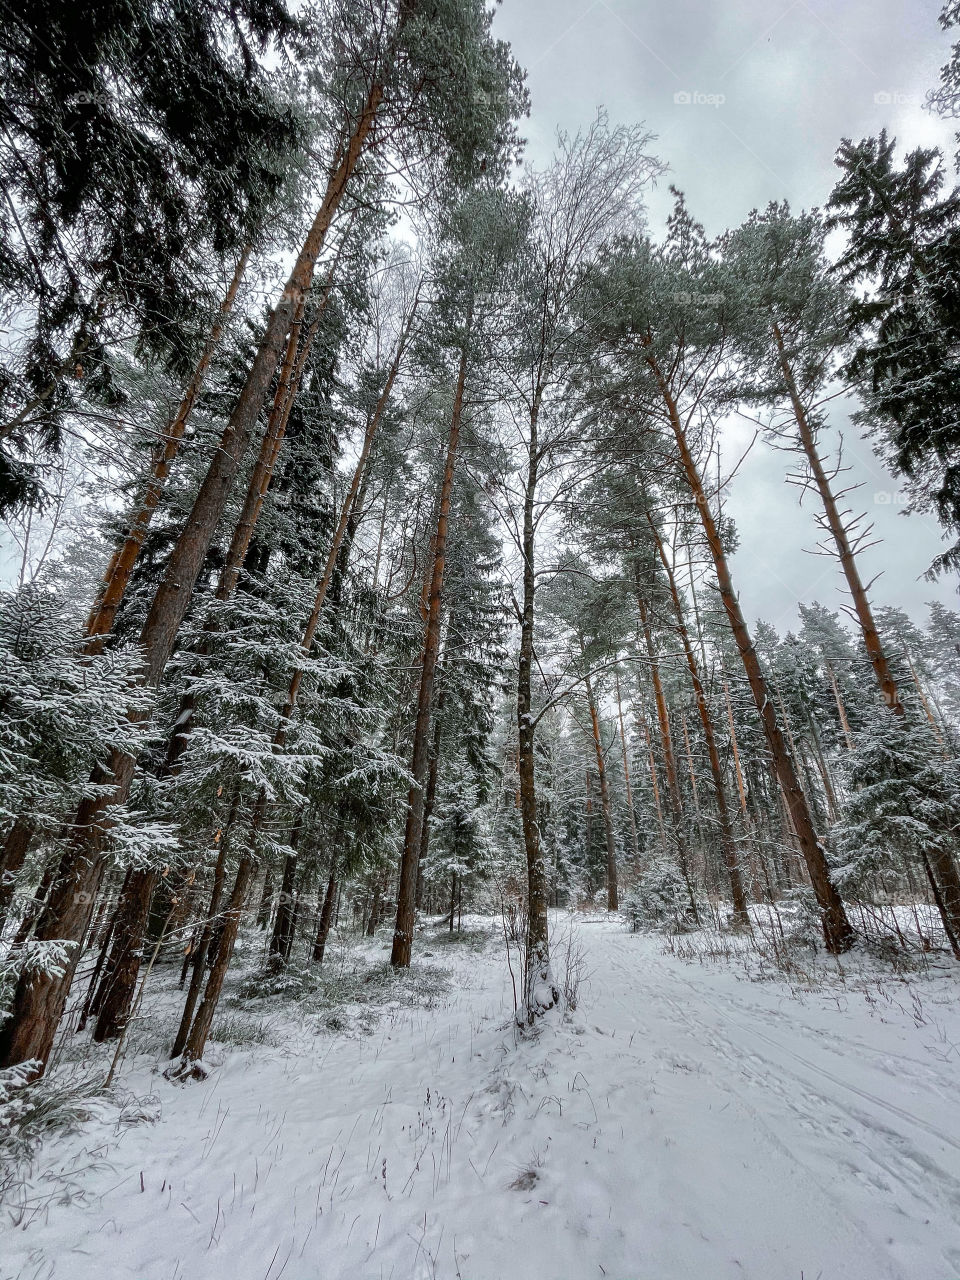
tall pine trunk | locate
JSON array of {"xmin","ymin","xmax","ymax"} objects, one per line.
[
  {"xmin": 634, "ymin": 587, "xmax": 697, "ymax": 917},
  {"xmin": 85, "ymin": 313, "xmax": 314, "ymax": 1043},
  {"xmin": 646, "ymin": 513, "xmax": 749, "ymax": 923},
  {"xmin": 391, "ymin": 348, "xmax": 467, "ymax": 968},
  {"xmin": 651, "ymin": 363, "xmax": 853, "ymax": 952},
  {"xmin": 312, "ymin": 865, "xmax": 338, "ymax": 963},
  {"xmin": 269, "ymin": 826, "xmax": 302, "ymax": 967},
  {"xmin": 282, "ymin": 300, "xmax": 418, "ymax": 720},
  {"xmin": 417, "ymin": 691, "xmax": 446, "ymax": 906},
  {"xmin": 171, "ymin": 299, "xmax": 413, "ymax": 1060},
  {"xmin": 177, "ymin": 855, "xmax": 256, "ymax": 1067},
  {"xmin": 774, "ymin": 325, "xmax": 902, "ymax": 713},
  {"xmin": 91, "ymin": 868, "xmax": 160, "ymax": 1043},
  {"xmin": 613, "ymin": 669, "xmax": 640, "ymax": 870},
  {"xmin": 583, "ymin": 670, "xmax": 618, "ymax": 909},
  {"xmin": 774, "ymin": 330, "xmax": 960, "ymax": 944},
  {"xmin": 84, "ymin": 246, "xmax": 251, "ymax": 651},
  {"xmin": 171, "ymin": 839, "xmax": 230, "ymax": 1059}
]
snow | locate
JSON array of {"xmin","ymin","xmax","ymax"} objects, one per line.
[{"xmin": 4, "ymin": 916, "xmax": 960, "ymax": 1280}]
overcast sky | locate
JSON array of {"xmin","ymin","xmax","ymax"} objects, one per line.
[{"xmin": 493, "ymin": 0, "xmax": 960, "ymax": 635}]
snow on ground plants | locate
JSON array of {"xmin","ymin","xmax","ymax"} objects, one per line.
[{"xmin": 3, "ymin": 913, "xmax": 960, "ymax": 1280}]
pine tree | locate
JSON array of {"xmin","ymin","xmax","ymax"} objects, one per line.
[
  {"xmin": 583, "ymin": 194, "xmax": 854, "ymax": 952},
  {"xmin": 0, "ymin": 0, "xmax": 303, "ymax": 512},
  {"xmin": 723, "ymin": 203, "xmax": 904, "ymax": 715},
  {"xmin": 827, "ymin": 131, "xmax": 960, "ymax": 574},
  {"xmin": 833, "ymin": 710, "xmax": 960, "ymax": 957}
]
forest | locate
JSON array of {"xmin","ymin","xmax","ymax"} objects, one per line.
[{"xmin": 1, "ymin": 2, "xmax": 960, "ymax": 1277}]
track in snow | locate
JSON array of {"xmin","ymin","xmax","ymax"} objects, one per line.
[{"xmin": 4, "ymin": 917, "xmax": 960, "ymax": 1280}]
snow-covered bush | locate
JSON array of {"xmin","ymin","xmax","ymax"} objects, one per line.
[
  {"xmin": 622, "ymin": 859, "xmax": 701, "ymax": 934},
  {"xmin": 777, "ymin": 886, "xmax": 827, "ymax": 952}
]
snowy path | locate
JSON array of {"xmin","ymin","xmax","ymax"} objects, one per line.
[{"xmin": 4, "ymin": 918, "xmax": 960, "ymax": 1280}]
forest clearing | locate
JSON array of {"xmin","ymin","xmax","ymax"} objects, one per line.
[{"xmin": 2, "ymin": 1, "xmax": 960, "ymax": 1277}]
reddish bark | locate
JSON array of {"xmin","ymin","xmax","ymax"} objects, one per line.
[
  {"xmin": 91, "ymin": 867, "xmax": 159, "ymax": 1042},
  {"xmin": 583, "ymin": 670, "xmax": 619, "ymax": 910},
  {"xmin": 774, "ymin": 324, "xmax": 902, "ymax": 715},
  {"xmin": 84, "ymin": 246, "xmax": 251, "ymax": 651},
  {"xmin": 646, "ymin": 512, "xmax": 749, "ymax": 923},
  {"xmin": 391, "ymin": 347, "xmax": 467, "ymax": 968},
  {"xmin": 650, "ymin": 360, "xmax": 853, "ymax": 952},
  {"xmin": 0, "ymin": 817, "xmax": 33, "ymax": 925}
]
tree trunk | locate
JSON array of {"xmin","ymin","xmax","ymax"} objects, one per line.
[
  {"xmin": 0, "ymin": 749, "xmax": 135, "ymax": 1071},
  {"xmin": 805, "ymin": 708, "xmax": 839, "ymax": 820},
  {"xmin": 367, "ymin": 878, "xmax": 382, "ymax": 937},
  {"xmin": 642, "ymin": 718, "xmax": 668, "ymax": 851},
  {"xmin": 723, "ymin": 682, "xmax": 749, "ymax": 817},
  {"xmin": 10, "ymin": 855, "xmax": 56, "ymax": 950},
  {"xmin": 83, "ymin": 245, "xmax": 251, "ymax": 651},
  {"xmin": 312, "ymin": 867, "xmax": 338, "ymax": 963},
  {"xmin": 232, "ymin": 300, "xmax": 415, "ymax": 923},
  {"xmin": 89, "ymin": 785, "xmax": 239, "ymax": 1044},
  {"xmin": 613, "ymin": 670, "xmax": 641, "ymax": 870},
  {"xmin": 774, "ymin": 324, "xmax": 902, "ymax": 715},
  {"xmin": 215, "ymin": 272, "xmax": 339, "ymax": 606},
  {"xmin": 827, "ymin": 661, "xmax": 855, "ymax": 750},
  {"xmin": 646, "ymin": 512, "xmax": 749, "ymax": 922},
  {"xmin": 91, "ymin": 868, "xmax": 159, "ymax": 1042},
  {"xmin": 269, "ymin": 826, "xmax": 302, "ymax": 968},
  {"xmin": 171, "ymin": 840, "xmax": 229, "ymax": 1059},
  {"xmin": 651, "ymin": 362, "xmax": 854, "ymax": 953},
  {"xmin": 391, "ymin": 346, "xmax": 467, "ymax": 968},
  {"xmin": 416, "ymin": 707, "xmax": 444, "ymax": 908},
  {"xmin": 584, "ymin": 670, "xmax": 619, "ymax": 910},
  {"xmin": 0, "ymin": 816, "xmax": 34, "ymax": 926},
  {"xmin": 257, "ymin": 870, "xmax": 274, "ymax": 929},
  {"xmin": 514, "ymin": 394, "xmax": 558, "ymax": 1016},
  {"xmin": 282, "ymin": 299, "xmax": 417, "ymax": 722},
  {"xmin": 773, "ymin": 682, "xmax": 828, "ymax": 829},
  {"xmin": 76, "ymin": 869, "xmax": 129, "ymax": 1033},
  {"xmin": 216, "ymin": 301, "xmax": 307, "ymax": 602},
  {"xmin": 138, "ymin": 82, "xmax": 385, "ymax": 693},
  {"xmin": 635, "ymin": 587, "xmax": 697, "ymax": 916},
  {"xmin": 177, "ymin": 855, "xmax": 255, "ymax": 1066},
  {"xmin": 922, "ymin": 848, "xmax": 960, "ymax": 959}
]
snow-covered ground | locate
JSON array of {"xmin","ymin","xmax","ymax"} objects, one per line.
[{"xmin": 4, "ymin": 915, "xmax": 960, "ymax": 1280}]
